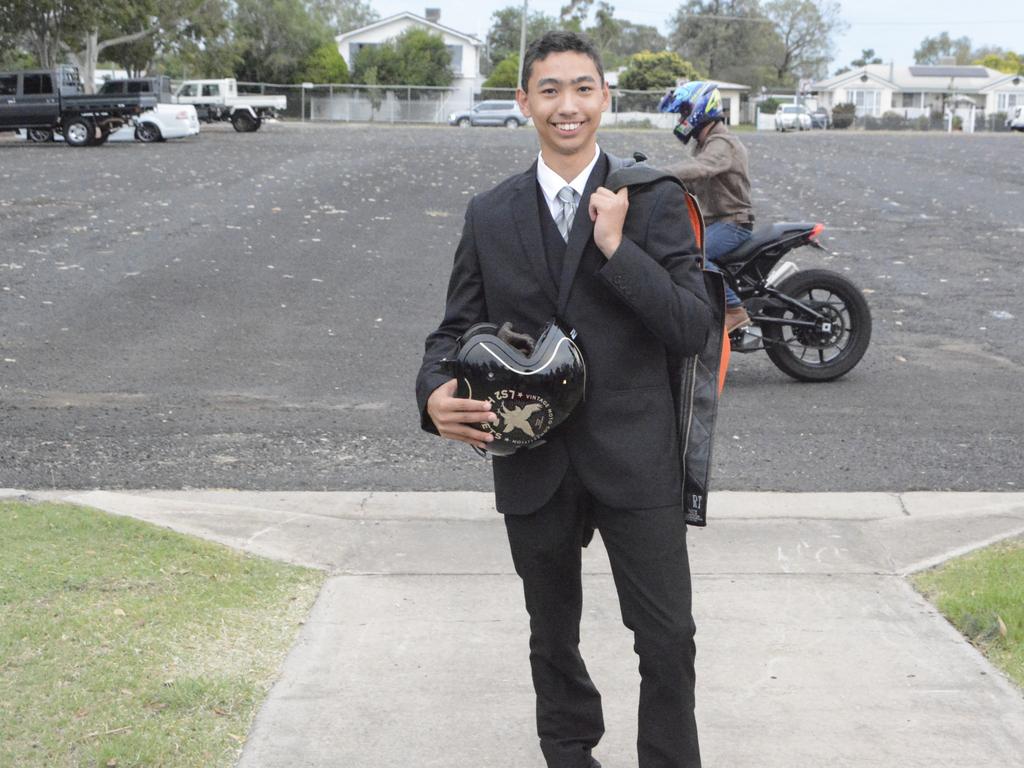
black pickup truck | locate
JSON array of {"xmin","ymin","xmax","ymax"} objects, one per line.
[
  {"xmin": 98, "ymin": 76, "xmax": 174, "ymax": 103},
  {"xmin": 0, "ymin": 65, "xmax": 157, "ymax": 146}
]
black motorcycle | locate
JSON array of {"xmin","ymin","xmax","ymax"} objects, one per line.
[{"xmin": 716, "ymin": 222, "xmax": 871, "ymax": 382}]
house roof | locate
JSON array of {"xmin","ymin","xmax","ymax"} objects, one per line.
[
  {"xmin": 336, "ymin": 12, "xmax": 482, "ymax": 46},
  {"xmin": 979, "ymin": 72, "xmax": 1024, "ymax": 93},
  {"xmin": 810, "ymin": 64, "xmax": 1016, "ymax": 94}
]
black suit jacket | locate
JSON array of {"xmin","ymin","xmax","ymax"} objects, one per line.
[{"xmin": 417, "ymin": 152, "xmax": 712, "ymax": 515}]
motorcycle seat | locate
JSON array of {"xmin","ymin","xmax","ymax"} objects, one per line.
[{"xmin": 715, "ymin": 222, "xmax": 818, "ymax": 265}]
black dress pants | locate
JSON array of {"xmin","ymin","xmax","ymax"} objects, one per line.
[{"xmin": 504, "ymin": 468, "xmax": 701, "ymax": 768}]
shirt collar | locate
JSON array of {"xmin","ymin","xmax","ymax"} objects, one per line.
[{"xmin": 535, "ymin": 144, "xmax": 601, "ymax": 206}]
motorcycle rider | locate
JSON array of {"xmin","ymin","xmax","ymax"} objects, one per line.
[{"xmin": 660, "ymin": 81, "xmax": 754, "ymax": 332}]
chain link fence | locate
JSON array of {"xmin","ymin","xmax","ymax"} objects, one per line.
[
  {"xmin": 234, "ymin": 82, "xmax": 680, "ymax": 127},
  {"xmin": 832, "ymin": 110, "xmax": 1016, "ymax": 133}
]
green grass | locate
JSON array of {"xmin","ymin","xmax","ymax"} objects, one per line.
[
  {"xmin": 0, "ymin": 500, "xmax": 325, "ymax": 767},
  {"xmin": 913, "ymin": 536, "xmax": 1024, "ymax": 688}
]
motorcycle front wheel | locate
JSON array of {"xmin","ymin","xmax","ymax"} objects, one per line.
[{"xmin": 762, "ymin": 269, "xmax": 871, "ymax": 382}]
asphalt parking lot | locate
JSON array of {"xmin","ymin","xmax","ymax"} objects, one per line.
[{"xmin": 1, "ymin": 122, "xmax": 1021, "ymax": 492}]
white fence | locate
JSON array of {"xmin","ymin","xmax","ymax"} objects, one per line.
[{"xmin": 241, "ymin": 82, "xmax": 706, "ymax": 126}]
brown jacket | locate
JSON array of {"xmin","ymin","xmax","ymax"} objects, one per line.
[{"xmin": 664, "ymin": 121, "xmax": 753, "ymax": 226}]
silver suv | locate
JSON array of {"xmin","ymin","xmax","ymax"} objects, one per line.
[{"xmin": 449, "ymin": 100, "xmax": 528, "ymax": 128}]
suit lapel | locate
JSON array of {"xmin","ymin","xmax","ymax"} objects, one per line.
[
  {"xmin": 556, "ymin": 153, "xmax": 610, "ymax": 315},
  {"xmin": 511, "ymin": 163, "xmax": 560, "ymax": 308}
]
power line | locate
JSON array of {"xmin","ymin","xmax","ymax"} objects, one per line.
[{"xmin": 848, "ymin": 19, "xmax": 1024, "ymax": 26}]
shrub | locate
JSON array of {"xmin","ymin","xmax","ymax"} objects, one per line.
[
  {"xmin": 832, "ymin": 102, "xmax": 856, "ymax": 129},
  {"xmin": 880, "ymin": 111, "xmax": 906, "ymax": 130},
  {"xmin": 864, "ymin": 115, "xmax": 882, "ymax": 130},
  {"xmin": 760, "ymin": 97, "xmax": 781, "ymax": 115},
  {"xmin": 484, "ymin": 54, "xmax": 518, "ymax": 89},
  {"xmin": 912, "ymin": 115, "xmax": 931, "ymax": 131},
  {"xmin": 299, "ymin": 43, "xmax": 349, "ymax": 84}
]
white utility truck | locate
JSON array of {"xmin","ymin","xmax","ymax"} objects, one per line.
[{"xmin": 173, "ymin": 79, "xmax": 286, "ymax": 132}]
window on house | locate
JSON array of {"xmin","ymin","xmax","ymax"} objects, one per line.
[
  {"xmin": 848, "ymin": 89, "xmax": 881, "ymax": 116},
  {"xmin": 446, "ymin": 45, "xmax": 463, "ymax": 74},
  {"xmin": 901, "ymin": 92, "xmax": 924, "ymax": 108},
  {"xmin": 998, "ymin": 92, "xmax": 1020, "ymax": 111}
]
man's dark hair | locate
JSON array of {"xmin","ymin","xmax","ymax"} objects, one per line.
[{"xmin": 520, "ymin": 31, "xmax": 604, "ymax": 92}]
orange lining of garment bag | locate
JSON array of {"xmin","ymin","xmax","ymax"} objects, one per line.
[
  {"xmin": 684, "ymin": 192, "xmax": 729, "ymax": 394},
  {"xmin": 684, "ymin": 193, "xmax": 704, "ymax": 251}
]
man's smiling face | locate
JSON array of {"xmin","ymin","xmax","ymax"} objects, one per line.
[{"xmin": 516, "ymin": 51, "xmax": 609, "ymax": 165}]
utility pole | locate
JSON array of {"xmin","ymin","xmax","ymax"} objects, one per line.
[{"xmin": 516, "ymin": 0, "xmax": 528, "ymax": 91}]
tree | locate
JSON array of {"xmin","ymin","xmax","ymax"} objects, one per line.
[
  {"xmin": 308, "ymin": 0, "xmax": 378, "ymax": 36},
  {"xmin": 607, "ymin": 21, "xmax": 668, "ymax": 60},
  {"xmin": 852, "ymin": 48, "xmax": 882, "ymax": 67},
  {"xmin": 233, "ymin": 0, "xmax": 332, "ymax": 83},
  {"xmin": 559, "ymin": 0, "xmax": 594, "ymax": 31},
  {"xmin": 353, "ymin": 28, "xmax": 453, "ymax": 87},
  {"xmin": 669, "ymin": 0, "xmax": 781, "ymax": 88},
  {"xmin": 300, "ymin": 41, "xmax": 350, "ymax": 82},
  {"xmin": 834, "ymin": 48, "xmax": 881, "ymax": 76},
  {"xmin": 913, "ymin": 32, "xmax": 973, "ymax": 65},
  {"xmin": 485, "ymin": 5, "xmax": 558, "ymax": 71},
  {"xmin": 3, "ymin": 0, "xmax": 78, "ymax": 70},
  {"xmin": 149, "ymin": 0, "xmax": 237, "ymax": 79},
  {"xmin": 393, "ymin": 27, "xmax": 453, "ymax": 87},
  {"xmin": 762, "ymin": 0, "xmax": 845, "ymax": 84},
  {"xmin": 2, "ymin": 0, "xmax": 224, "ymax": 91},
  {"xmin": 585, "ymin": 2, "xmax": 622, "ymax": 64},
  {"xmin": 973, "ymin": 49, "xmax": 1024, "ymax": 75},
  {"xmin": 618, "ymin": 50, "xmax": 699, "ymax": 90},
  {"xmin": 483, "ymin": 54, "xmax": 519, "ymax": 88},
  {"xmin": 63, "ymin": 0, "xmax": 221, "ymax": 92}
]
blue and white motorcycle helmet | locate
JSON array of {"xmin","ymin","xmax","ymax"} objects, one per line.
[{"xmin": 658, "ymin": 80, "xmax": 724, "ymax": 144}]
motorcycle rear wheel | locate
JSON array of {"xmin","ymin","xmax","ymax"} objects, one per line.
[{"xmin": 762, "ymin": 269, "xmax": 871, "ymax": 382}]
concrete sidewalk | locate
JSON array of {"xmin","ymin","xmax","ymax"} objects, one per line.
[{"xmin": 14, "ymin": 489, "xmax": 1024, "ymax": 767}]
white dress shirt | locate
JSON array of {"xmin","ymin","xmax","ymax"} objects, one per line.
[{"xmin": 535, "ymin": 145, "xmax": 601, "ymax": 224}]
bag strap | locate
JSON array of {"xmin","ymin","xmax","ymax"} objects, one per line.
[{"xmin": 605, "ymin": 165, "xmax": 705, "ymax": 255}]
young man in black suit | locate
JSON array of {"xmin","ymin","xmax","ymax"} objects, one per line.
[{"xmin": 416, "ymin": 31, "xmax": 710, "ymax": 768}]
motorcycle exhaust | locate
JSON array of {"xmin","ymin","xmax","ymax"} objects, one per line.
[{"xmin": 766, "ymin": 260, "xmax": 799, "ymax": 288}]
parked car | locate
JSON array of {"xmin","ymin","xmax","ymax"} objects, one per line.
[
  {"xmin": 448, "ymin": 100, "xmax": 528, "ymax": 128},
  {"xmin": 1007, "ymin": 105, "xmax": 1024, "ymax": 132},
  {"xmin": 98, "ymin": 78, "xmax": 200, "ymax": 142},
  {"xmin": 809, "ymin": 107, "xmax": 830, "ymax": 129},
  {"xmin": 775, "ymin": 104, "xmax": 812, "ymax": 132}
]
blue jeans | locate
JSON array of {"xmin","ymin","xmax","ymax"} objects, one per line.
[{"xmin": 704, "ymin": 221, "xmax": 751, "ymax": 308}]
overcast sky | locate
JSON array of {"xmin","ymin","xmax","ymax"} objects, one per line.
[{"xmin": 369, "ymin": 0, "xmax": 1023, "ymax": 72}]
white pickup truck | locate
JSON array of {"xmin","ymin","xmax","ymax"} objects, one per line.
[{"xmin": 174, "ymin": 78, "xmax": 286, "ymax": 132}]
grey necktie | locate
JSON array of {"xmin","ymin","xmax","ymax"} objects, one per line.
[{"xmin": 555, "ymin": 186, "xmax": 578, "ymax": 242}]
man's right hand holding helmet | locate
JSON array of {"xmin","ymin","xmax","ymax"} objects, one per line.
[{"xmin": 427, "ymin": 379, "xmax": 497, "ymax": 451}]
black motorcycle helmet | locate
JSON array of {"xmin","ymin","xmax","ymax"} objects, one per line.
[{"xmin": 444, "ymin": 319, "xmax": 586, "ymax": 456}]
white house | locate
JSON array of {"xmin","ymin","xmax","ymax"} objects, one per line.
[
  {"xmin": 335, "ymin": 9, "xmax": 484, "ymax": 107},
  {"xmin": 809, "ymin": 64, "xmax": 1024, "ymax": 119},
  {"xmin": 709, "ymin": 81, "xmax": 749, "ymax": 126}
]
